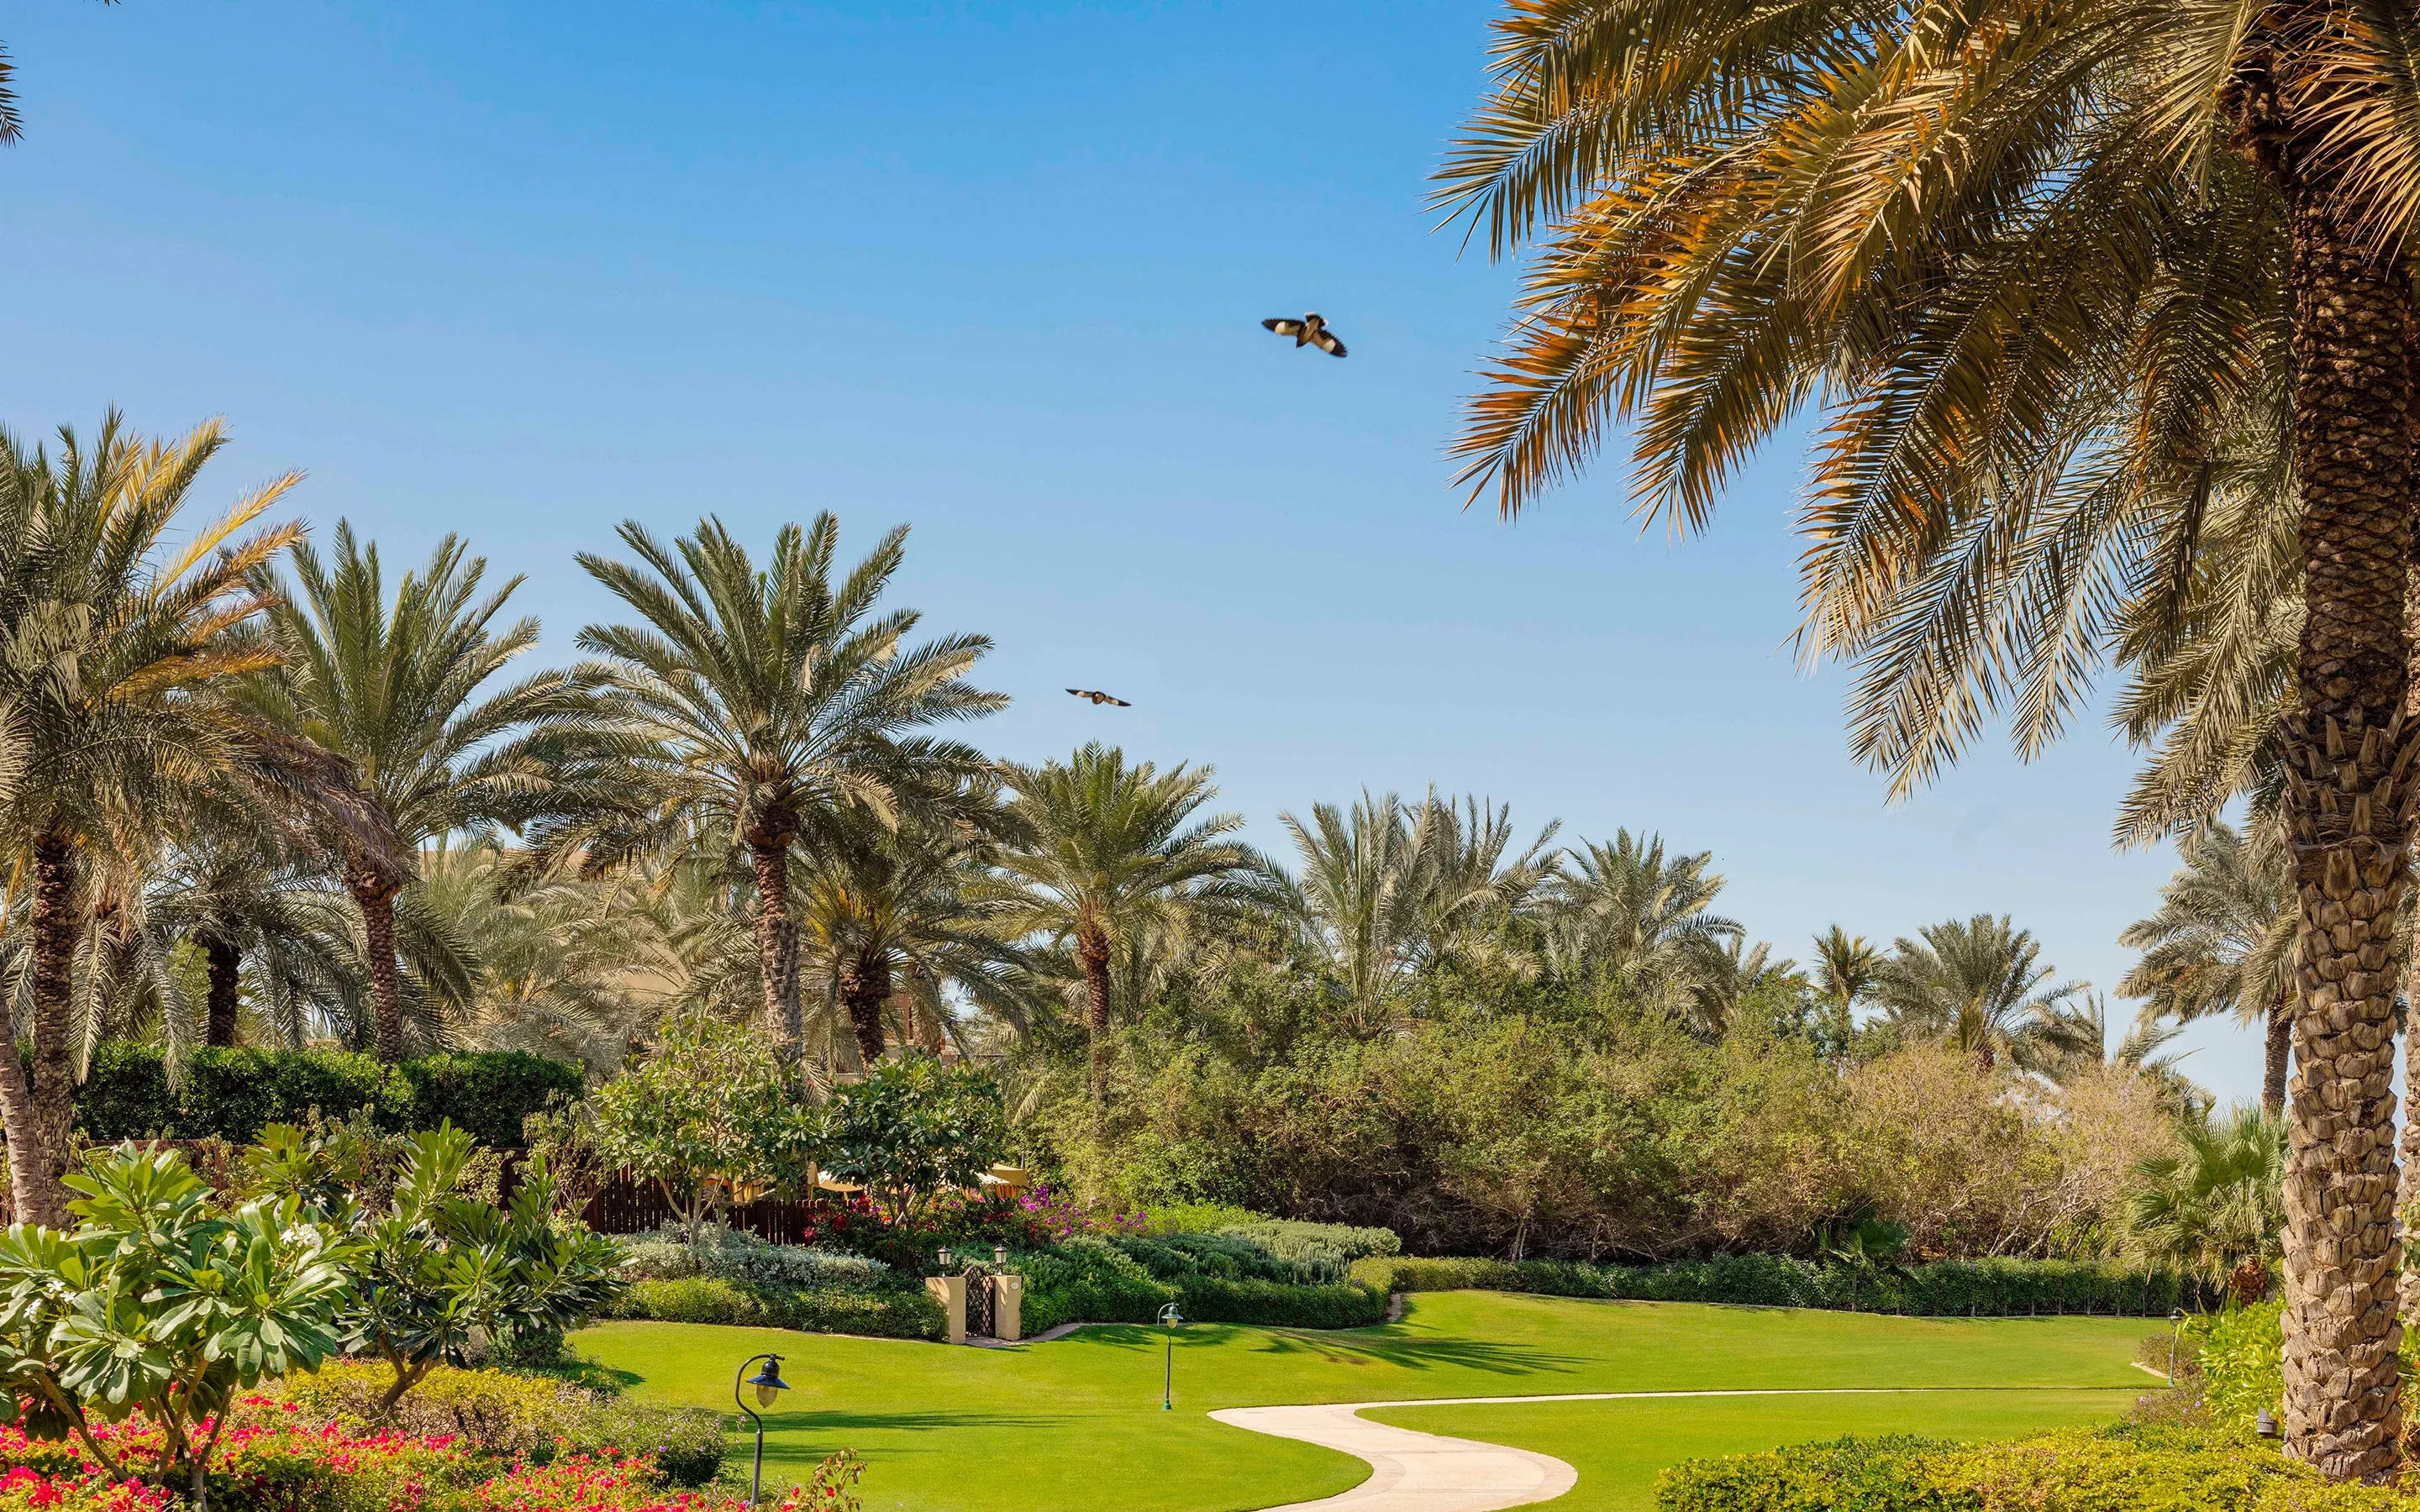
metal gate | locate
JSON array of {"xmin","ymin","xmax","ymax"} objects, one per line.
[{"xmin": 965, "ymin": 1270, "xmax": 996, "ymax": 1338}]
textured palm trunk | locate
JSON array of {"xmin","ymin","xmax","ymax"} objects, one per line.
[
  {"xmin": 2266, "ymin": 995, "xmax": 2291, "ymax": 1122},
  {"xmin": 1, "ymin": 837, "xmax": 77, "ymax": 1226},
  {"xmin": 345, "ymin": 861, "xmax": 407, "ymax": 1063},
  {"xmin": 1077, "ymin": 922, "xmax": 1113, "ymax": 1131},
  {"xmin": 203, "ymin": 935, "xmax": 242, "ymax": 1048},
  {"xmin": 2268, "ymin": 181, "xmax": 2417, "ymax": 1480},
  {"xmin": 838, "ymin": 949, "xmax": 892, "ymax": 1068},
  {"xmin": 747, "ymin": 830, "xmax": 802, "ymax": 1063}
]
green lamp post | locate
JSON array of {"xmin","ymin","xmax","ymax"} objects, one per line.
[{"xmin": 1159, "ymin": 1301, "xmax": 1184, "ymax": 1410}]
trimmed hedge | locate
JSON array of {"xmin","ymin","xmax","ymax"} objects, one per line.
[
  {"xmin": 1013, "ymin": 1236, "xmax": 1386, "ymax": 1333},
  {"xmin": 607, "ymin": 1276, "xmax": 946, "ymax": 1341},
  {"xmin": 1654, "ymin": 1424, "xmax": 2385, "ymax": 1512},
  {"xmin": 73, "ymin": 1042, "xmax": 580, "ymax": 1147},
  {"xmin": 1353, "ymin": 1252, "xmax": 2216, "ymax": 1317}
]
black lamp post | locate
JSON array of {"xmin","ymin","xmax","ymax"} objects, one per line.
[
  {"xmin": 1158, "ymin": 1301, "xmax": 1184, "ymax": 1410},
  {"xmin": 734, "ymin": 1353, "xmax": 791, "ymax": 1509},
  {"xmin": 2166, "ymin": 1309, "xmax": 2183, "ymax": 1387},
  {"xmin": 994, "ymin": 1243, "xmax": 1009, "ymax": 1267}
]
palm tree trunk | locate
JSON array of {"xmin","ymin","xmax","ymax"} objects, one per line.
[
  {"xmin": 1076, "ymin": 923, "xmax": 1113, "ymax": 1131},
  {"xmin": 203, "ymin": 936, "xmax": 242, "ymax": 1048},
  {"xmin": 345, "ymin": 862, "xmax": 406, "ymax": 1063},
  {"xmin": 746, "ymin": 829, "xmax": 802, "ymax": 1063},
  {"xmin": 838, "ymin": 949, "xmax": 892, "ymax": 1068},
  {"xmin": 2265, "ymin": 176, "xmax": 2417, "ymax": 1481},
  {"xmin": 2265, "ymin": 996, "xmax": 2291, "ymax": 1122},
  {"xmin": 0, "ymin": 836, "xmax": 76, "ymax": 1227}
]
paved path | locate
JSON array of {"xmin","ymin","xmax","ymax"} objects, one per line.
[{"xmin": 1213, "ymin": 1387, "xmax": 2135, "ymax": 1512}]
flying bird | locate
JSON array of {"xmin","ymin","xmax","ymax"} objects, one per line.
[
  {"xmin": 1262, "ymin": 312, "xmax": 1346, "ymax": 358},
  {"xmin": 1066, "ymin": 688, "xmax": 1132, "ymax": 707}
]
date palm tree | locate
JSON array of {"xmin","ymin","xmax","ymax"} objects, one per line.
[
  {"xmin": 796, "ymin": 809, "xmax": 1033, "ymax": 1068},
  {"xmin": 1539, "ymin": 831, "xmax": 1739, "ymax": 1018},
  {"xmin": 1812, "ymin": 926, "xmax": 1885, "ymax": 1051},
  {"xmin": 246, "ymin": 523, "xmax": 588, "ymax": 1061},
  {"xmin": 1440, "ymin": 0, "xmax": 2420, "ymax": 1471},
  {"xmin": 993, "ymin": 743, "xmax": 1267, "ymax": 1117},
  {"xmin": 0, "ymin": 415, "xmax": 299, "ymax": 1224},
  {"xmin": 2119, "ymin": 821, "xmax": 2297, "ymax": 1117},
  {"xmin": 559, "ymin": 514, "xmax": 1003, "ymax": 1065},
  {"xmin": 1871, "ymin": 916, "xmax": 2091, "ymax": 1074}
]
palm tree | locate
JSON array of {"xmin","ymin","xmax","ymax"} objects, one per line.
[
  {"xmin": 2119, "ymin": 822, "xmax": 2296, "ymax": 1117},
  {"xmin": 796, "ymin": 811, "xmax": 1033, "ymax": 1068},
  {"xmin": 149, "ymin": 818, "xmax": 354, "ymax": 1047},
  {"xmin": 1539, "ymin": 831, "xmax": 1739, "ymax": 1017},
  {"xmin": 2128, "ymin": 1105, "xmax": 2286, "ymax": 1294},
  {"xmin": 1439, "ymin": 0, "xmax": 2420, "ymax": 1471},
  {"xmin": 0, "ymin": 415, "xmax": 300, "ymax": 1223},
  {"xmin": 416, "ymin": 844, "xmax": 646, "ymax": 1077},
  {"xmin": 1871, "ymin": 916, "xmax": 2091, "ymax": 1074},
  {"xmin": 557, "ymin": 514, "xmax": 1003, "ymax": 1066},
  {"xmin": 1811, "ymin": 926, "xmax": 1884, "ymax": 1053},
  {"xmin": 0, "ymin": 3, "xmax": 114, "ymax": 144},
  {"xmin": 993, "ymin": 743, "xmax": 1267, "ymax": 1116},
  {"xmin": 247, "ymin": 523, "xmax": 587, "ymax": 1061},
  {"xmin": 1281, "ymin": 791, "xmax": 1432, "ymax": 1031}
]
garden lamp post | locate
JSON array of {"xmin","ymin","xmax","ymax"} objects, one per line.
[
  {"xmin": 734, "ymin": 1353, "xmax": 790, "ymax": 1509},
  {"xmin": 937, "ymin": 1247, "xmax": 952, "ymax": 1270},
  {"xmin": 994, "ymin": 1243, "xmax": 1009, "ymax": 1267},
  {"xmin": 2166, "ymin": 1310, "xmax": 2183, "ymax": 1388},
  {"xmin": 1159, "ymin": 1302, "xmax": 1184, "ymax": 1410}
]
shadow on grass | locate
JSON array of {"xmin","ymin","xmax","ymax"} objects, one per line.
[
  {"xmin": 746, "ymin": 1409, "xmax": 1063, "ymax": 1435},
  {"xmin": 1247, "ymin": 1331, "xmax": 1586, "ymax": 1376}
]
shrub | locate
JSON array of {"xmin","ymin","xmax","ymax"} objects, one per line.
[
  {"xmin": 71, "ymin": 1043, "xmax": 578, "ymax": 1147},
  {"xmin": 1005, "ymin": 1236, "xmax": 1384, "ymax": 1332},
  {"xmin": 395, "ymin": 1053, "xmax": 583, "ymax": 1150},
  {"xmin": 607, "ymin": 1276, "xmax": 944, "ymax": 1341},
  {"xmin": 1010, "ymin": 1237, "xmax": 1177, "ymax": 1335},
  {"xmin": 1176, "ymin": 1276, "xmax": 1387, "ymax": 1328},
  {"xmin": 1651, "ymin": 1423, "xmax": 2366, "ymax": 1512},
  {"xmin": 1349, "ymin": 1252, "xmax": 2212, "ymax": 1316},
  {"xmin": 613, "ymin": 1225, "xmax": 892, "ymax": 1291},
  {"xmin": 2192, "ymin": 1301, "xmax": 2285, "ymax": 1432},
  {"xmin": 1145, "ymin": 1201, "xmax": 1268, "ymax": 1235},
  {"xmin": 1218, "ymin": 1219, "xmax": 1401, "ymax": 1269}
]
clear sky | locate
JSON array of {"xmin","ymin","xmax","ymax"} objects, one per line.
[{"xmin": 0, "ymin": 0, "xmax": 2259, "ymax": 1101}]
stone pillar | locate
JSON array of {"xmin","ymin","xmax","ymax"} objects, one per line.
[
  {"xmin": 994, "ymin": 1274, "xmax": 1023, "ymax": 1342},
  {"xmin": 926, "ymin": 1273, "xmax": 965, "ymax": 1345}
]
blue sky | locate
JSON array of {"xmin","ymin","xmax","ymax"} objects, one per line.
[{"xmin": 0, "ymin": 0, "xmax": 2257, "ymax": 1100}]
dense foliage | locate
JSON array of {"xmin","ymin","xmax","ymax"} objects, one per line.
[{"xmin": 73, "ymin": 1047, "xmax": 579, "ymax": 1150}]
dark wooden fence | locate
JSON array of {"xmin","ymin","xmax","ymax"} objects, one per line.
[{"xmin": 579, "ymin": 1175, "xmax": 845, "ymax": 1245}]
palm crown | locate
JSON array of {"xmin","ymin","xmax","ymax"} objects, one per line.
[{"xmin": 560, "ymin": 512, "xmax": 1003, "ymax": 1063}]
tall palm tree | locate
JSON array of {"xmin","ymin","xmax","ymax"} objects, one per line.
[
  {"xmin": 796, "ymin": 810, "xmax": 1032, "ymax": 1068},
  {"xmin": 1871, "ymin": 916, "xmax": 2091, "ymax": 1074},
  {"xmin": 1811, "ymin": 925, "xmax": 1884, "ymax": 1050},
  {"xmin": 416, "ymin": 844, "xmax": 646, "ymax": 1077},
  {"xmin": 556, "ymin": 514, "xmax": 1003, "ymax": 1065},
  {"xmin": 1440, "ymin": 0, "xmax": 2420, "ymax": 1470},
  {"xmin": 1539, "ymin": 831, "xmax": 1739, "ymax": 1016},
  {"xmin": 993, "ymin": 743, "xmax": 1267, "ymax": 1116},
  {"xmin": 246, "ymin": 523, "xmax": 587, "ymax": 1061},
  {"xmin": 2119, "ymin": 822, "xmax": 2297, "ymax": 1117},
  {"xmin": 0, "ymin": 415, "xmax": 301, "ymax": 1224},
  {"xmin": 148, "ymin": 820, "xmax": 354, "ymax": 1047}
]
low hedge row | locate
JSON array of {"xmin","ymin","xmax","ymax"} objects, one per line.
[
  {"xmin": 1654, "ymin": 1424, "xmax": 2390, "ymax": 1511},
  {"xmin": 607, "ymin": 1276, "xmax": 947, "ymax": 1341},
  {"xmin": 1013, "ymin": 1236, "xmax": 1385, "ymax": 1333},
  {"xmin": 1353, "ymin": 1252, "xmax": 2217, "ymax": 1316},
  {"xmin": 74, "ymin": 1042, "xmax": 581, "ymax": 1148}
]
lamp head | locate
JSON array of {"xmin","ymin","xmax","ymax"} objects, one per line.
[
  {"xmin": 2168, "ymin": 1310, "xmax": 2183, "ymax": 1326},
  {"xmin": 2255, "ymin": 1408, "xmax": 2281, "ymax": 1440},
  {"xmin": 744, "ymin": 1356, "xmax": 790, "ymax": 1407},
  {"xmin": 1158, "ymin": 1301, "xmax": 1184, "ymax": 1328},
  {"xmin": 937, "ymin": 1247, "xmax": 952, "ymax": 1269},
  {"xmin": 994, "ymin": 1243, "xmax": 1009, "ymax": 1266}
]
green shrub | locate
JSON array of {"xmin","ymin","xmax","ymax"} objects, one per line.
[
  {"xmin": 396, "ymin": 1052, "xmax": 583, "ymax": 1148},
  {"xmin": 1350, "ymin": 1252, "xmax": 2210, "ymax": 1317},
  {"xmin": 613, "ymin": 1224, "xmax": 893, "ymax": 1291},
  {"xmin": 1177, "ymin": 1276, "xmax": 1387, "ymax": 1328},
  {"xmin": 608, "ymin": 1274, "xmax": 944, "ymax": 1341},
  {"xmin": 276, "ymin": 1359, "xmax": 728, "ymax": 1488},
  {"xmin": 2193, "ymin": 1301, "xmax": 2285, "ymax": 1431},
  {"xmin": 1652, "ymin": 1424, "xmax": 2357, "ymax": 1512},
  {"xmin": 71, "ymin": 1042, "xmax": 578, "ymax": 1147},
  {"xmin": 1008, "ymin": 1236, "xmax": 1386, "ymax": 1332},
  {"xmin": 1218, "ymin": 1219, "xmax": 1401, "ymax": 1269},
  {"xmin": 1145, "ymin": 1201, "xmax": 1269, "ymax": 1235},
  {"xmin": 1012, "ymin": 1236, "xmax": 1176, "ymax": 1334}
]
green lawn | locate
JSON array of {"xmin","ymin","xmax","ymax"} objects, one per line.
[
  {"xmin": 574, "ymin": 1291, "xmax": 2154, "ymax": 1511},
  {"xmin": 1368, "ymin": 1389, "xmax": 2142, "ymax": 1512}
]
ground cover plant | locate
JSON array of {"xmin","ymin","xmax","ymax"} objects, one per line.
[{"xmin": 576, "ymin": 1289, "xmax": 2149, "ymax": 1511}]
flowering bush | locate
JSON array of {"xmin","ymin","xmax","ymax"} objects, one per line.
[{"xmin": 0, "ymin": 1401, "xmax": 860, "ymax": 1512}]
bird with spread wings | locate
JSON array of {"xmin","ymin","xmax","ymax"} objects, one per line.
[
  {"xmin": 1066, "ymin": 688, "xmax": 1131, "ymax": 707},
  {"xmin": 1262, "ymin": 312, "xmax": 1346, "ymax": 358}
]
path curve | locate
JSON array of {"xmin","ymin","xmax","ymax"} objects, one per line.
[{"xmin": 1212, "ymin": 1387, "xmax": 2136, "ymax": 1512}]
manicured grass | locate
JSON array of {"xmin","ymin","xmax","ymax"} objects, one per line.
[
  {"xmin": 575, "ymin": 1291, "xmax": 2151, "ymax": 1511},
  {"xmin": 1368, "ymin": 1389, "xmax": 2145, "ymax": 1512}
]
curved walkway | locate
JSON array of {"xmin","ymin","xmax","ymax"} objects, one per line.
[{"xmin": 1213, "ymin": 1387, "xmax": 2128, "ymax": 1512}]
